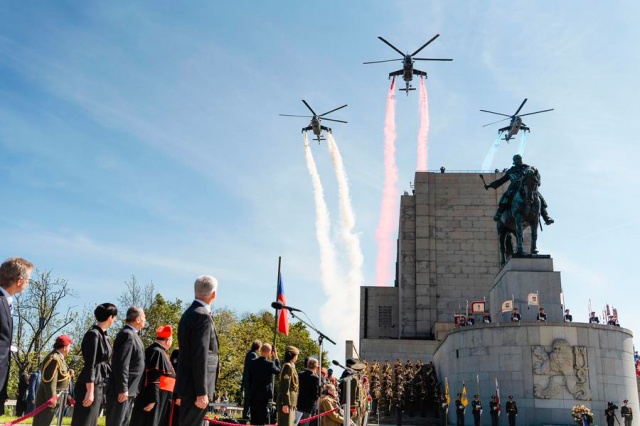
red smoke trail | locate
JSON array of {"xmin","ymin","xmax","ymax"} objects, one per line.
[
  {"xmin": 375, "ymin": 79, "xmax": 398, "ymax": 287},
  {"xmin": 417, "ymin": 77, "xmax": 430, "ymax": 171}
]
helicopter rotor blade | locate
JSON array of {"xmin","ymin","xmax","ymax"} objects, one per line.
[
  {"xmin": 411, "ymin": 34, "xmax": 440, "ymax": 56},
  {"xmin": 377, "ymin": 36, "xmax": 405, "ymax": 57},
  {"xmin": 479, "ymin": 109, "xmax": 512, "ymax": 117},
  {"xmin": 363, "ymin": 59, "xmax": 402, "ymax": 64},
  {"xmin": 319, "ymin": 104, "xmax": 348, "ymax": 117},
  {"xmin": 414, "ymin": 58, "xmax": 453, "ymax": 61},
  {"xmin": 513, "ymin": 98, "xmax": 528, "ymax": 116},
  {"xmin": 518, "ymin": 108, "xmax": 555, "ymax": 118},
  {"xmin": 322, "ymin": 118, "xmax": 348, "ymax": 124},
  {"xmin": 279, "ymin": 114, "xmax": 313, "ymax": 118},
  {"xmin": 301, "ymin": 100, "xmax": 318, "ymax": 116},
  {"xmin": 482, "ymin": 118, "xmax": 511, "ymax": 127}
]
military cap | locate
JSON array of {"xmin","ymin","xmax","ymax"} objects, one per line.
[
  {"xmin": 156, "ymin": 325, "xmax": 173, "ymax": 339},
  {"xmin": 285, "ymin": 345, "xmax": 299, "ymax": 355},
  {"xmin": 624, "ymin": 399, "xmax": 629, "ymax": 403},
  {"xmin": 55, "ymin": 335, "xmax": 72, "ymax": 346},
  {"xmin": 346, "ymin": 358, "xmax": 356, "ymax": 366},
  {"xmin": 457, "ymin": 393, "xmax": 462, "ymax": 396},
  {"xmin": 474, "ymin": 394, "xmax": 479, "ymax": 398}
]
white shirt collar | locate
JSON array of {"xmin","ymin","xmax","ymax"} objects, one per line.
[
  {"xmin": 194, "ymin": 299, "xmax": 211, "ymax": 313},
  {"xmin": 0, "ymin": 287, "xmax": 12, "ymax": 305}
]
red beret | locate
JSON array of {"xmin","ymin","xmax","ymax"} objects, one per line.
[
  {"xmin": 55, "ymin": 335, "xmax": 72, "ymax": 346},
  {"xmin": 156, "ymin": 325, "xmax": 173, "ymax": 339}
]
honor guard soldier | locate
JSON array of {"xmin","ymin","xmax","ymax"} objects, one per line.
[
  {"xmin": 622, "ymin": 399, "xmax": 633, "ymax": 426},
  {"xmin": 506, "ymin": 395, "xmax": 518, "ymax": 426},
  {"xmin": 483, "ymin": 312, "xmax": 492, "ymax": 324},
  {"xmin": 455, "ymin": 393, "xmax": 465, "ymax": 426},
  {"xmin": 439, "ymin": 392, "xmax": 449, "ymax": 426},
  {"xmin": 589, "ymin": 311, "xmax": 600, "ymax": 324},
  {"xmin": 471, "ymin": 394, "xmax": 482, "ymax": 426},
  {"xmin": 605, "ymin": 402, "xmax": 618, "ymax": 426},
  {"xmin": 537, "ymin": 308, "xmax": 547, "ymax": 322},
  {"xmin": 489, "ymin": 395, "xmax": 499, "ymax": 426},
  {"xmin": 564, "ymin": 309, "xmax": 573, "ymax": 322},
  {"xmin": 511, "ymin": 308, "xmax": 521, "ymax": 323},
  {"xmin": 32, "ymin": 335, "xmax": 72, "ymax": 426},
  {"xmin": 466, "ymin": 314, "xmax": 475, "ymax": 326}
]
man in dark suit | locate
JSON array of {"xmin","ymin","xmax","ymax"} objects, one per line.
[
  {"xmin": 297, "ymin": 358, "xmax": 320, "ymax": 425},
  {"xmin": 0, "ymin": 257, "xmax": 33, "ymax": 399},
  {"xmin": 247, "ymin": 343, "xmax": 280, "ymax": 425},
  {"xmin": 177, "ymin": 275, "xmax": 219, "ymax": 426},
  {"xmin": 242, "ymin": 340, "xmax": 262, "ymax": 418},
  {"xmin": 106, "ymin": 307, "xmax": 146, "ymax": 426}
]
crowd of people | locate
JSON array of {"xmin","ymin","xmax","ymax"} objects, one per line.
[
  {"xmin": 0, "ymin": 257, "xmax": 221, "ymax": 426},
  {"xmin": 455, "ymin": 307, "xmax": 623, "ymax": 327},
  {"xmin": 240, "ymin": 340, "xmax": 367, "ymax": 426}
]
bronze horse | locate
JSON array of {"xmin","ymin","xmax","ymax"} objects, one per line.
[{"xmin": 497, "ymin": 167, "xmax": 541, "ymax": 264}]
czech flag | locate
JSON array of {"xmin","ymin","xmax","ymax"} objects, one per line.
[{"xmin": 276, "ymin": 274, "xmax": 289, "ymax": 335}]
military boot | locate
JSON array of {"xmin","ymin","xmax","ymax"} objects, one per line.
[
  {"xmin": 493, "ymin": 205, "xmax": 507, "ymax": 222},
  {"xmin": 541, "ymin": 209, "xmax": 554, "ymax": 225}
]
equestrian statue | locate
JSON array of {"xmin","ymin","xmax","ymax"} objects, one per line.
[{"xmin": 483, "ymin": 154, "xmax": 554, "ymax": 263}]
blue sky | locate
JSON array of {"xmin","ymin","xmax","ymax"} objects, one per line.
[{"xmin": 1, "ymin": 1, "xmax": 639, "ymax": 362}]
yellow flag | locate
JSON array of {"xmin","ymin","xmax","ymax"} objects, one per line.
[
  {"xmin": 461, "ymin": 383, "xmax": 468, "ymax": 407},
  {"xmin": 445, "ymin": 377, "xmax": 450, "ymax": 404}
]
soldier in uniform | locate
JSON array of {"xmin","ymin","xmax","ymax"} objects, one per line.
[
  {"xmin": 484, "ymin": 154, "xmax": 554, "ymax": 225},
  {"xmin": 471, "ymin": 394, "xmax": 482, "ymax": 426},
  {"xmin": 277, "ymin": 346, "xmax": 299, "ymax": 426},
  {"xmin": 466, "ymin": 314, "xmax": 475, "ymax": 326},
  {"xmin": 511, "ymin": 308, "xmax": 521, "ymax": 323},
  {"xmin": 564, "ymin": 309, "xmax": 573, "ymax": 323},
  {"xmin": 131, "ymin": 325, "xmax": 176, "ymax": 426},
  {"xmin": 622, "ymin": 399, "xmax": 633, "ymax": 426},
  {"xmin": 455, "ymin": 393, "xmax": 465, "ymax": 426},
  {"xmin": 32, "ymin": 335, "xmax": 72, "ymax": 426},
  {"xmin": 605, "ymin": 402, "xmax": 618, "ymax": 426},
  {"xmin": 506, "ymin": 395, "xmax": 518, "ymax": 426},
  {"xmin": 438, "ymin": 392, "xmax": 449, "ymax": 426},
  {"xmin": 489, "ymin": 395, "xmax": 499, "ymax": 426},
  {"xmin": 483, "ymin": 312, "xmax": 492, "ymax": 324},
  {"xmin": 589, "ymin": 312, "xmax": 600, "ymax": 324},
  {"xmin": 537, "ymin": 307, "xmax": 547, "ymax": 322}
]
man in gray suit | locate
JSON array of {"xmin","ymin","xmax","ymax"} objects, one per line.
[
  {"xmin": 177, "ymin": 275, "xmax": 219, "ymax": 426},
  {"xmin": 0, "ymin": 258, "xmax": 33, "ymax": 399},
  {"xmin": 106, "ymin": 307, "xmax": 146, "ymax": 426}
]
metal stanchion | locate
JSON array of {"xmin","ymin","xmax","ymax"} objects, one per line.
[
  {"xmin": 345, "ymin": 377, "xmax": 351, "ymax": 426},
  {"xmin": 56, "ymin": 390, "xmax": 68, "ymax": 426}
]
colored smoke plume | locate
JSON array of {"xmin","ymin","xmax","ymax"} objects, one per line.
[
  {"xmin": 374, "ymin": 79, "xmax": 399, "ymax": 287},
  {"xmin": 417, "ymin": 77, "xmax": 430, "ymax": 171},
  {"xmin": 481, "ymin": 133, "xmax": 503, "ymax": 170}
]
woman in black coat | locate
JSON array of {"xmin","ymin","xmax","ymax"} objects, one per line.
[{"xmin": 70, "ymin": 303, "xmax": 117, "ymax": 426}]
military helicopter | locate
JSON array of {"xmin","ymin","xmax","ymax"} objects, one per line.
[
  {"xmin": 279, "ymin": 100, "xmax": 347, "ymax": 143},
  {"xmin": 480, "ymin": 99, "xmax": 554, "ymax": 141},
  {"xmin": 363, "ymin": 34, "xmax": 452, "ymax": 95}
]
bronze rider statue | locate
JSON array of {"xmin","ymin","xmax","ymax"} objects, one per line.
[{"xmin": 484, "ymin": 154, "xmax": 554, "ymax": 225}]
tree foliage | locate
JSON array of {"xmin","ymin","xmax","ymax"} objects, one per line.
[
  {"xmin": 11, "ymin": 270, "xmax": 78, "ymax": 395},
  {"xmin": 215, "ymin": 309, "xmax": 324, "ymax": 403}
]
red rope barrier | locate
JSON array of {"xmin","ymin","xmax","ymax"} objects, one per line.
[
  {"xmin": 2, "ymin": 393, "xmax": 58, "ymax": 426},
  {"xmin": 205, "ymin": 407, "xmax": 339, "ymax": 426}
]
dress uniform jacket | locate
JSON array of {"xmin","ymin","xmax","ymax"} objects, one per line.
[
  {"xmin": 277, "ymin": 362, "xmax": 299, "ymax": 426},
  {"xmin": 318, "ymin": 394, "xmax": 345, "ymax": 426},
  {"xmin": 32, "ymin": 350, "xmax": 70, "ymax": 426}
]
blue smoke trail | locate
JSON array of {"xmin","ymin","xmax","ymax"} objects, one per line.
[
  {"xmin": 517, "ymin": 130, "xmax": 528, "ymax": 156},
  {"xmin": 481, "ymin": 133, "xmax": 503, "ymax": 170}
]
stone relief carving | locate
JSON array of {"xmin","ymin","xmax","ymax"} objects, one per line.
[{"xmin": 532, "ymin": 339, "xmax": 591, "ymax": 400}]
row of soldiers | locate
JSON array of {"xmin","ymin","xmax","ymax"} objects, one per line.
[
  {"xmin": 367, "ymin": 359, "xmax": 440, "ymax": 418},
  {"xmin": 441, "ymin": 393, "xmax": 518, "ymax": 426}
]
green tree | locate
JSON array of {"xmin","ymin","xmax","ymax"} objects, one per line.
[
  {"xmin": 142, "ymin": 293, "xmax": 183, "ymax": 350},
  {"xmin": 11, "ymin": 270, "xmax": 78, "ymax": 396}
]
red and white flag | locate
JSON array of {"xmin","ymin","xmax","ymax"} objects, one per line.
[{"xmin": 495, "ymin": 377, "xmax": 501, "ymax": 415}]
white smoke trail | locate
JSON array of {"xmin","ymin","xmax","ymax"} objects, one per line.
[
  {"xmin": 326, "ymin": 134, "xmax": 363, "ymax": 342},
  {"xmin": 303, "ymin": 134, "xmax": 349, "ymax": 340},
  {"xmin": 517, "ymin": 130, "xmax": 528, "ymax": 156},
  {"xmin": 481, "ymin": 133, "xmax": 503, "ymax": 170},
  {"xmin": 375, "ymin": 79, "xmax": 398, "ymax": 287},
  {"xmin": 417, "ymin": 77, "xmax": 430, "ymax": 171}
]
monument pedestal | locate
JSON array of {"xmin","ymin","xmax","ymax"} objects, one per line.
[{"xmin": 489, "ymin": 256, "xmax": 563, "ymax": 323}]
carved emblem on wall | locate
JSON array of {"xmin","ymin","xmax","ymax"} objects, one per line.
[{"xmin": 532, "ymin": 339, "xmax": 591, "ymax": 400}]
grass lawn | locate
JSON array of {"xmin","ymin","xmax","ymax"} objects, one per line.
[{"xmin": 0, "ymin": 415, "xmax": 106, "ymax": 425}]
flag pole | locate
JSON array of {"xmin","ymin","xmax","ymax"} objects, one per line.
[{"xmin": 273, "ymin": 256, "xmax": 282, "ymax": 349}]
